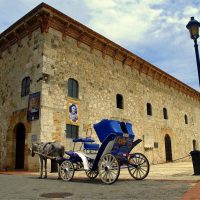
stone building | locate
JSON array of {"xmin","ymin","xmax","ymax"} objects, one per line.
[{"xmin": 0, "ymin": 3, "xmax": 199, "ymax": 171}]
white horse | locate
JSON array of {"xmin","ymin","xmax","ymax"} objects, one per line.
[{"xmin": 32, "ymin": 142, "xmax": 64, "ymax": 179}]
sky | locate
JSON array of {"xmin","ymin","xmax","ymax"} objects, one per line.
[{"xmin": 0, "ymin": 0, "xmax": 200, "ymax": 91}]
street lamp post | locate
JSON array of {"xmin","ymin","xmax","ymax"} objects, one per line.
[{"xmin": 186, "ymin": 17, "xmax": 200, "ymax": 88}]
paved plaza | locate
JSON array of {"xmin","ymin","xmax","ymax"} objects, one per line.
[{"xmin": 0, "ymin": 161, "xmax": 200, "ymax": 200}]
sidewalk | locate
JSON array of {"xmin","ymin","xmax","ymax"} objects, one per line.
[
  {"xmin": 72, "ymin": 161, "xmax": 200, "ymax": 181},
  {"xmin": 1, "ymin": 161, "xmax": 198, "ymax": 181},
  {"xmin": 145, "ymin": 161, "xmax": 200, "ymax": 181}
]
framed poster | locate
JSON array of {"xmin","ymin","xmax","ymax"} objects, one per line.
[
  {"xmin": 66, "ymin": 98, "xmax": 80, "ymax": 125},
  {"xmin": 27, "ymin": 92, "xmax": 40, "ymax": 121}
]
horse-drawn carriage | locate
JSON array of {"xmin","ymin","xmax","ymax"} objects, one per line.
[{"xmin": 59, "ymin": 119, "xmax": 150, "ymax": 184}]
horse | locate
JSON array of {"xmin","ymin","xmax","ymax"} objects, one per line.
[{"xmin": 31, "ymin": 142, "xmax": 65, "ymax": 179}]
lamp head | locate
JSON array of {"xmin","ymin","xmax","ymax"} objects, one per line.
[{"xmin": 186, "ymin": 17, "xmax": 200, "ymax": 40}]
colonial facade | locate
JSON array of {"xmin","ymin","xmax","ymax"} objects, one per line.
[{"xmin": 0, "ymin": 3, "xmax": 200, "ymax": 171}]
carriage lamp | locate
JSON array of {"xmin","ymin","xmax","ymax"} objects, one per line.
[{"xmin": 186, "ymin": 17, "xmax": 200, "ymax": 88}]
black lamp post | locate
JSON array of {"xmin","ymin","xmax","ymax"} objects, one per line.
[{"xmin": 186, "ymin": 17, "xmax": 200, "ymax": 88}]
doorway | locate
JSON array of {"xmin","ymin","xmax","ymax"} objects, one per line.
[
  {"xmin": 165, "ymin": 134, "xmax": 172, "ymax": 162},
  {"xmin": 15, "ymin": 123, "xmax": 25, "ymax": 169}
]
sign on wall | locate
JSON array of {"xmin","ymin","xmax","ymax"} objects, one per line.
[
  {"xmin": 66, "ymin": 98, "xmax": 80, "ymax": 126},
  {"xmin": 31, "ymin": 134, "xmax": 38, "ymax": 143},
  {"xmin": 27, "ymin": 92, "xmax": 40, "ymax": 121},
  {"xmin": 144, "ymin": 134, "xmax": 154, "ymax": 149}
]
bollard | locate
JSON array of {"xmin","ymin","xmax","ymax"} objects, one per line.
[{"xmin": 190, "ymin": 150, "xmax": 200, "ymax": 175}]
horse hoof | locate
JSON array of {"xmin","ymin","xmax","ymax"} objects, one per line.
[
  {"xmin": 57, "ymin": 177, "xmax": 61, "ymax": 180},
  {"xmin": 44, "ymin": 176, "xmax": 47, "ymax": 179},
  {"xmin": 39, "ymin": 177, "xmax": 42, "ymax": 179}
]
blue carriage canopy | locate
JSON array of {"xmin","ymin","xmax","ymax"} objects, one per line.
[{"xmin": 93, "ymin": 119, "xmax": 135, "ymax": 143}]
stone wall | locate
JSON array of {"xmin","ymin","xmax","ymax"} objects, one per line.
[
  {"xmin": 0, "ymin": 29, "xmax": 43, "ymax": 170},
  {"xmin": 41, "ymin": 28, "xmax": 200, "ymax": 164},
  {"xmin": 0, "ymin": 26, "xmax": 199, "ymax": 171}
]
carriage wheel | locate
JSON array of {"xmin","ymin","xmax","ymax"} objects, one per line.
[
  {"xmin": 128, "ymin": 153, "xmax": 150, "ymax": 180},
  {"xmin": 85, "ymin": 170, "xmax": 98, "ymax": 179},
  {"xmin": 60, "ymin": 160, "xmax": 74, "ymax": 181},
  {"xmin": 98, "ymin": 154, "xmax": 120, "ymax": 184}
]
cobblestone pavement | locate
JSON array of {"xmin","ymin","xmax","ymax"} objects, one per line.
[
  {"xmin": 0, "ymin": 172, "xmax": 196, "ymax": 200},
  {"xmin": 0, "ymin": 161, "xmax": 200, "ymax": 200}
]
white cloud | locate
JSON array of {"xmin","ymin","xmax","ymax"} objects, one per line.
[
  {"xmin": 183, "ymin": 6, "xmax": 199, "ymax": 17},
  {"xmin": 84, "ymin": 0, "xmax": 164, "ymax": 44},
  {"xmin": 0, "ymin": 0, "xmax": 199, "ymax": 90}
]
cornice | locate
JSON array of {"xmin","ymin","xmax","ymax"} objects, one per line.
[{"xmin": 0, "ymin": 3, "xmax": 200, "ymax": 101}]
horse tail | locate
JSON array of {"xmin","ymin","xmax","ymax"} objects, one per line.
[
  {"xmin": 61, "ymin": 145, "xmax": 65, "ymax": 157},
  {"xmin": 32, "ymin": 149, "xmax": 35, "ymax": 157},
  {"xmin": 31, "ymin": 144, "xmax": 37, "ymax": 157}
]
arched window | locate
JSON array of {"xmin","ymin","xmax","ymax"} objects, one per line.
[
  {"xmin": 116, "ymin": 94, "xmax": 124, "ymax": 109},
  {"xmin": 147, "ymin": 103, "xmax": 152, "ymax": 116},
  {"xmin": 68, "ymin": 78, "xmax": 79, "ymax": 98},
  {"xmin": 184, "ymin": 114, "xmax": 188, "ymax": 124},
  {"xmin": 21, "ymin": 77, "xmax": 30, "ymax": 97},
  {"xmin": 163, "ymin": 108, "xmax": 168, "ymax": 119}
]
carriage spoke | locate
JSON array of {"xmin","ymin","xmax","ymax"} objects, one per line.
[
  {"xmin": 129, "ymin": 167, "xmax": 137, "ymax": 172},
  {"xmin": 140, "ymin": 167, "xmax": 147, "ymax": 173},
  {"xmin": 109, "ymin": 171, "xmax": 114, "ymax": 179},
  {"xmin": 99, "ymin": 170, "xmax": 105, "ymax": 176},
  {"xmin": 85, "ymin": 170, "xmax": 98, "ymax": 179},
  {"xmin": 108, "ymin": 172, "xmax": 112, "ymax": 182},
  {"xmin": 98, "ymin": 154, "xmax": 120, "ymax": 184},
  {"xmin": 133, "ymin": 168, "xmax": 137, "ymax": 175},
  {"xmin": 103, "ymin": 171, "xmax": 107, "ymax": 180},
  {"xmin": 110, "ymin": 170, "xmax": 117, "ymax": 175},
  {"xmin": 110, "ymin": 170, "xmax": 117, "ymax": 179},
  {"xmin": 107, "ymin": 155, "xmax": 111, "ymax": 163},
  {"xmin": 128, "ymin": 153, "xmax": 150, "ymax": 180},
  {"xmin": 60, "ymin": 160, "xmax": 74, "ymax": 181},
  {"xmin": 109, "ymin": 158, "xmax": 116, "ymax": 166},
  {"xmin": 136, "ymin": 169, "xmax": 139, "ymax": 178},
  {"xmin": 138, "ymin": 169, "xmax": 142, "ymax": 178}
]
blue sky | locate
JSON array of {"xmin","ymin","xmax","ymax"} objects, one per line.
[{"xmin": 0, "ymin": 0, "xmax": 200, "ymax": 91}]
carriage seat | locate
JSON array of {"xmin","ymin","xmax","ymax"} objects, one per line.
[
  {"xmin": 72, "ymin": 137, "xmax": 99, "ymax": 153},
  {"xmin": 83, "ymin": 143, "xmax": 99, "ymax": 152}
]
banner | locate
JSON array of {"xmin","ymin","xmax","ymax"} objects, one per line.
[
  {"xmin": 66, "ymin": 98, "xmax": 80, "ymax": 125},
  {"xmin": 27, "ymin": 92, "xmax": 40, "ymax": 121}
]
